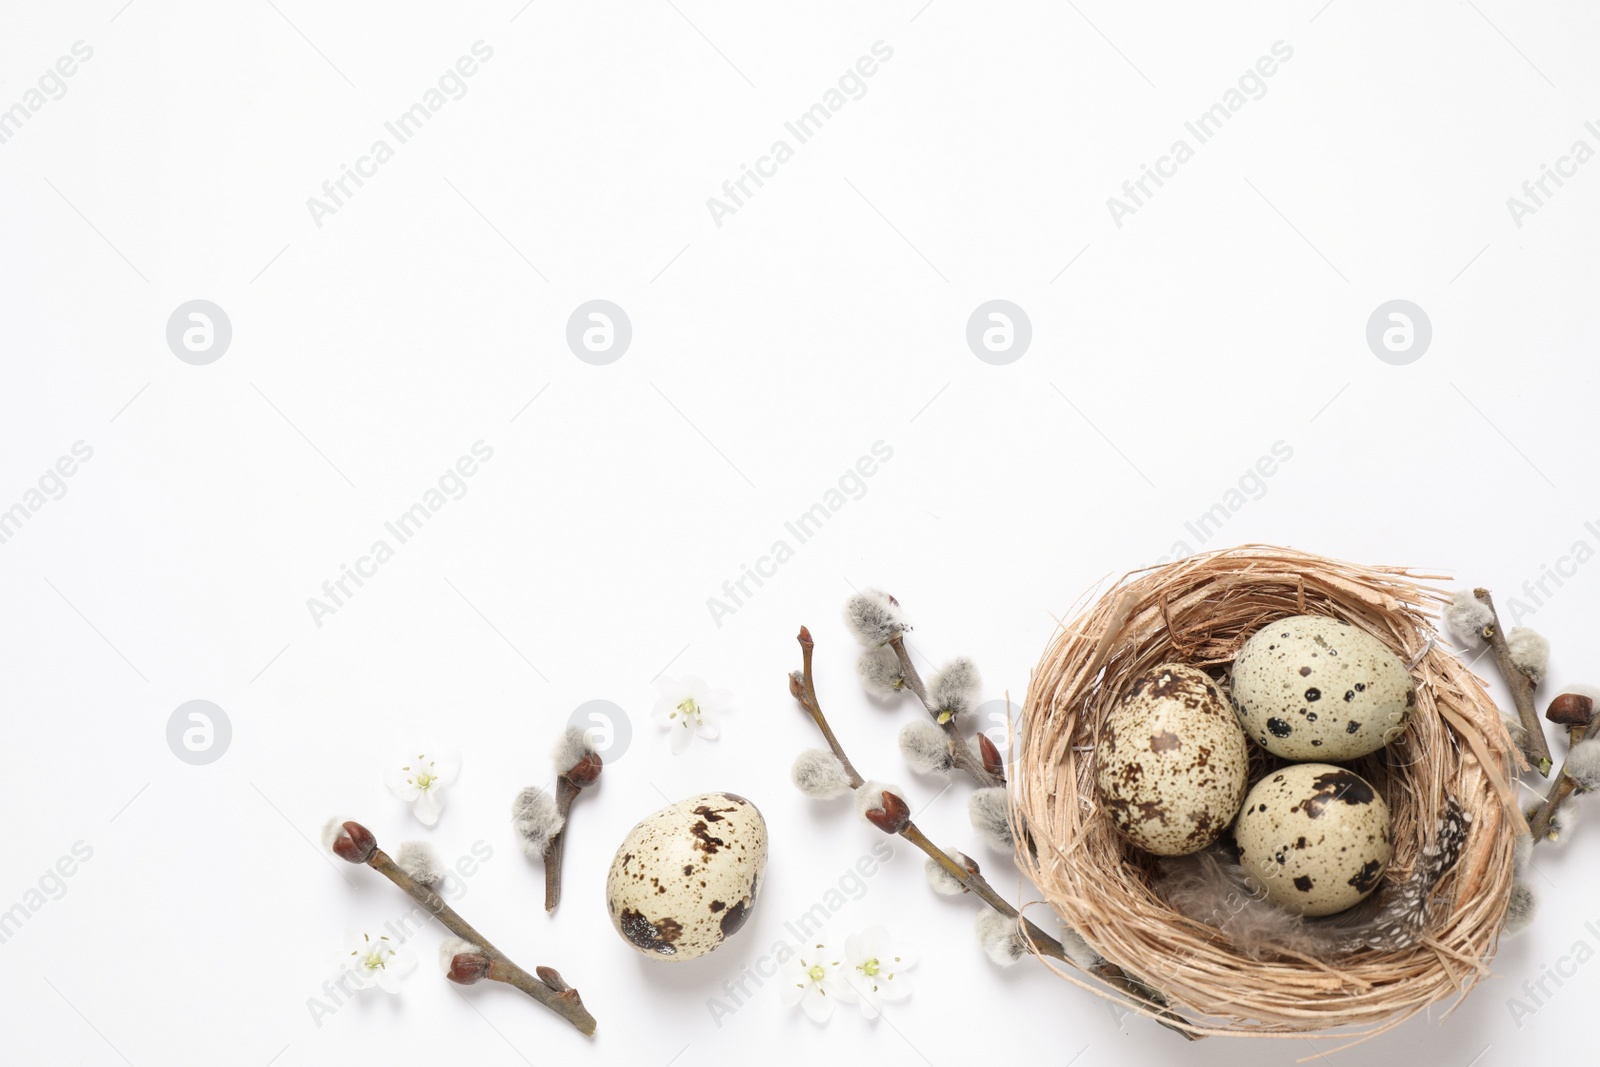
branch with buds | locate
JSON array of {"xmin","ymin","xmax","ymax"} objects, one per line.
[
  {"xmin": 845, "ymin": 589, "xmax": 1003, "ymax": 790},
  {"xmin": 1529, "ymin": 693, "xmax": 1600, "ymax": 841},
  {"xmin": 512, "ymin": 727, "xmax": 604, "ymax": 914},
  {"xmin": 1447, "ymin": 588, "xmax": 1552, "ymax": 776},
  {"xmin": 325, "ymin": 818, "xmax": 596, "ymax": 1035},
  {"xmin": 789, "ymin": 625, "xmax": 1197, "ymax": 1039}
]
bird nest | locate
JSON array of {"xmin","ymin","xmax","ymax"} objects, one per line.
[{"xmin": 1012, "ymin": 545, "xmax": 1523, "ymax": 1042}]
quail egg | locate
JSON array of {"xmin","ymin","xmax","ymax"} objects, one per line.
[
  {"xmin": 1233, "ymin": 763, "xmax": 1392, "ymax": 916},
  {"xmin": 605, "ymin": 792, "xmax": 767, "ymax": 961},
  {"xmin": 1231, "ymin": 615, "xmax": 1415, "ymax": 760},
  {"xmin": 1096, "ymin": 663, "xmax": 1250, "ymax": 856}
]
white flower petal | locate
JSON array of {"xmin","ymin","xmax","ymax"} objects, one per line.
[
  {"xmin": 696, "ymin": 709, "xmax": 721, "ymax": 741},
  {"xmin": 429, "ymin": 751, "xmax": 460, "ymax": 784},
  {"xmin": 800, "ymin": 986, "xmax": 835, "ymax": 1023},
  {"xmin": 413, "ymin": 788, "xmax": 443, "ymax": 826}
]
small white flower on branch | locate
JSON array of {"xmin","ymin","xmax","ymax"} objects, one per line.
[
  {"xmin": 969, "ymin": 787, "xmax": 1013, "ymax": 849},
  {"xmin": 778, "ymin": 942, "xmax": 854, "ymax": 1023},
  {"xmin": 384, "ymin": 749, "xmax": 460, "ymax": 827},
  {"xmin": 841, "ymin": 926, "xmax": 916, "ymax": 1017},
  {"xmin": 842, "ymin": 589, "xmax": 909, "ymax": 648},
  {"xmin": 1507, "ymin": 627, "xmax": 1550, "ymax": 684},
  {"xmin": 899, "ymin": 720, "xmax": 953, "ymax": 775},
  {"xmin": 924, "ymin": 846, "xmax": 978, "ymax": 896},
  {"xmin": 1444, "ymin": 590, "xmax": 1493, "ymax": 644},
  {"xmin": 856, "ymin": 647, "xmax": 908, "ymax": 698},
  {"xmin": 510, "ymin": 786, "xmax": 564, "ymax": 857},
  {"xmin": 928, "ymin": 657, "xmax": 981, "ymax": 724},
  {"xmin": 553, "ymin": 726, "xmax": 602, "ymax": 783},
  {"xmin": 791, "ymin": 749, "xmax": 854, "ymax": 799},
  {"xmin": 395, "ymin": 840, "xmax": 443, "ymax": 886}
]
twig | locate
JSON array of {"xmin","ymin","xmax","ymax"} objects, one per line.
[
  {"xmin": 887, "ymin": 635, "xmax": 1004, "ymax": 788},
  {"xmin": 1530, "ymin": 700, "xmax": 1593, "ymax": 840},
  {"xmin": 329, "ymin": 820, "xmax": 597, "ymax": 1036},
  {"xmin": 1474, "ymin": 588, "xmax": 1552, "ymax": 776},
  {"xmin": 544, "ymin": 776, "xmax": 582, "ymax": 912},
  {"xmin": 793, "ymin": 627, "xmax": 1197, "ymax": 1039}
]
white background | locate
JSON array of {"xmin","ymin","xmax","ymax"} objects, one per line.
[{"xmin": 3, "ymin": 1, "xmax": 1599, "ymax": 1064}]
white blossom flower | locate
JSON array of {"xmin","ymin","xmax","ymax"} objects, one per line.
[
  {"xmin": 652, "ymin": 676, "xmax": 730, "ymax": 754},
  {"xmin": 778, "ymin": 942, "xmax": 854, "ymax": 1023},
  {"xmin": 841, "ymin": 926, "xmax": 917, "ymax": 1018},
  {"xmin": 339, "ymin": 930, "xmax": 417, "ymax": 995},
  {"xmin": 385, "ymin": 749, "xmax": 460, "ymax": 827}
]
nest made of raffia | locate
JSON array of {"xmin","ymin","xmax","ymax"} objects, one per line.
[{"xmin": 1012, "ymin": 545, "xmax": 1523, "ymax": 1043}]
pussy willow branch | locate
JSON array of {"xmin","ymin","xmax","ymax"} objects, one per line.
[
  {"xmin": 543, "ymin": 776, "xmax": 582, "ymax": 913},
  {"xmin": 794, "ymin": 627, "xmax": 1196, "ymax": 1040},
  {"xmin": 1475, "ymin": 588, "xmax": 1553, "ymax": 777},
  {"xmin": 886, "ymin": 635, "xmax": 1004, "ymax": 788},
  {"xmin": 358, "ymin": 832, "xmax": 596, "ymax": 1035},
  {"xmin": 1530, "ymin": 716, "xmax": 1592, "ymax": 840}
]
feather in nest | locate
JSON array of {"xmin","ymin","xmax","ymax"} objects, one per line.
[{"xmin": 1155, "ymin": 797, "xmax": 1471, "ymax": 960}]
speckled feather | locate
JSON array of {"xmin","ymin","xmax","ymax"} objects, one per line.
[{"xmin": 1159, "ymin": 797, "xmax": 1471, "ymax": 958}]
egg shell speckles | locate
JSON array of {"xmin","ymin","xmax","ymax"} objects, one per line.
[
  {"xmin": 1230, "ymin": 615, "xmax": 1415, "ymax": 761},
  {"xmin": 605, "ymin": 792, "xmax": 767, "ymax": 961},
  {"xmin": 1233, "ymin": 763, "xmax": 1392, "ymax": 917},
  {"xmin": 1096, "ymin": 664, "xmax": 1250, "ymax": 857}
]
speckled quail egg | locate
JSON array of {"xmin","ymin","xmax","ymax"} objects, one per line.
[
  {"xmin": 605, "ymin": 792, "xmax": 767, "ymax": 961},
  {"xmin": 1230, "ymin": 615, "xmax": 1415, "ymax": 760},
  {"xmin": 1233, "ymin": 763, "xmax": 1392, "ymax": 917},
  {"xmin": 1096, "ymin": 663, "xmax": 1250, "ymax": 856}
]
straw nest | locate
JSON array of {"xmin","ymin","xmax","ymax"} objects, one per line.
[{"xmin": 1012, "ymin": 545, "xmax": 1523, "ymax": 1041}]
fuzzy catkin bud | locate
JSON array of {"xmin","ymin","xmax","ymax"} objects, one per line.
[
  {"xmin": 976, "ymin": 912, "xmax": 1028, "ymax": 966},
  {"xmin": 899, "ymin": 720, "xmax": 953, "ymax": 775},
  {"xmin": 323, "ymin": 818, "xmax": 377, "ymax": 864},
  {"xmin": 1503, "ymin": 879, "xmax": 1538, "ymax": 935},
  {"xmin": 511, "ymin": 786, "xmax": 564, "ymax": 855},
  {"xmin": 856, "ymin": 647, "xmax": 907, "ymax": 699},
  {"xmin": 553, "ymin": 726, "xmax": 603, "ymax": 786},
  {"xmin": 1564, "ymin": 739, "xmax": 1600, "ymax": 791},
  {"xmin": 791, "ymin": 749, "xmax": 854, "ymax": 799},
  {"xmin": 1443, "ymin": 590, "xmax": 1493, "ymax": 645},
  {"xmin": 842, "ymin": 589, "xmax": 909, "ymax": 648},
  {"xmin": 1508, "ymin": 627, "xmax": 1551, "ymax": 684},
  {"xmin": 1550, "ymin": 801, "xmax": 1581, "ymax": 842},
  {"xmin": 855, "ymin": 782, "xmax": 911, "ymax": 834},
  {"xmin": 396, "ymin": 841, "xmax": 443, "ymax": 886},
  {"xmin": 928, "ymin": 658, "xmax": 980, "ymax": 724},
  {"xmin": 439, "ymin": 937, "xmax": 491, "ymax": 984},
  {"xmin": 925, "ymin": 846, "xmax": 978, "ymax": 896},
  {"xmin": 969, "ymin": 787, "xmax": 1014, "ymax": 849}
]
